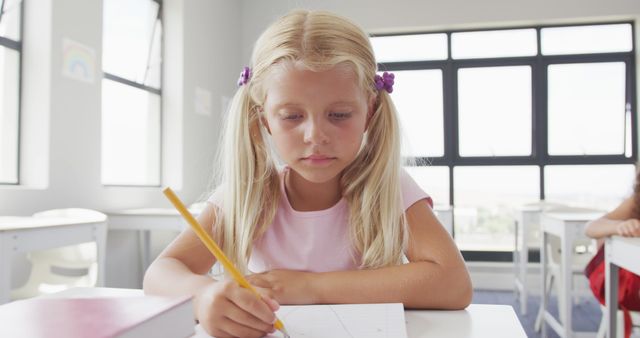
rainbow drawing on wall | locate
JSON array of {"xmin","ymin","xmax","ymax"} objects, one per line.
[{"xmin": 62, "ymin": 38, "xmax": 96, "ymax": 84}]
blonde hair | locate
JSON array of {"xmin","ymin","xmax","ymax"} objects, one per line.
[{"xmin": 213, "ymin": 9, "xmax": 406, "ymax": 273}]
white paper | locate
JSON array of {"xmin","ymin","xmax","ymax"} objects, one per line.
[{"xmin": 194, "ymin": 303, "xmax": 407, "ymax": 338}]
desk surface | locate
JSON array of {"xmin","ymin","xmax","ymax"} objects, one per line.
[
  {"xmin": 0, "ymin": 216, "xmax": 103, "ymax": 231},
  {"xmin": 107, "ymin": 207, "xmax": 202, "ymax": 217},
  {"xmin": 542, "ymin": 210, "xmax": 604, "ymax": 221},
  {"xmin": 607, "ymin": 236, "xmax": 640, "ymax": 276},
  {"xmin": 39, "ymin": 287, "xmax": 526, "ymax": 338}
]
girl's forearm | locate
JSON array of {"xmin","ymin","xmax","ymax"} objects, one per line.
[
  {"xmin": 310, "ymin": 261, "xmax": 472, "ymax": 310},
  {"xmin": 585, "ymin": 218, "xmax": 623, "ymax": 239},
  {"xmin": 143, "ymin": 257, "xmax": 214, "ymax": 297}
]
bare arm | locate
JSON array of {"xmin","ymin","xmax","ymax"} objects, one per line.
[
  {"xmin": 585, "ymin": 196, "xmax": 640, "ymax": 246},
  {"xmin": 143, "ymin": 203, "xmax": 279, "ymax": 338},
  {"xmin": 248, "ymin": 200, "xmax": 473, "ymax": 310},
  {"xmin": 143, "ymin": 203, "xmax": 219, "ymax": 296}
]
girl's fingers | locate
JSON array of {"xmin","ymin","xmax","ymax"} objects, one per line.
[
  {"xmin": 224, "ymin": 301, "xmax": 276, "ymax": 333},
  {"xmin": 218, "ymin": 319, "xmax": 273, "ymax": 338},
  {"xmin": 263, "ymin": 295, "xmax": 280, "ymax": 311},
  {"xmin": 248, "ymin": 275, "xmax": 271, "ymax": 288},
  {"xmin": 229, "ymin": 286, "xmax": 277, "ymax": 326}
]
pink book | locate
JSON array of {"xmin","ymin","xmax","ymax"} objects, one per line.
[{"xmin": 0, "ymin": 296, "xmax": 194, "ymax": 338}]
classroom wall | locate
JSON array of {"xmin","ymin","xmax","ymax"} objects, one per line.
[
  {"xmin": 1, "ymin": 0, "xmax": 239, "ymax": 215},
  {"xmin": 3, "ymin": 0, "xmax": 241, "ymax": 288}
]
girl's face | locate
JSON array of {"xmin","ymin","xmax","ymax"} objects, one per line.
[{"xmin": 262, "ymin": 63, "xmax": 374, "ymax": 184}]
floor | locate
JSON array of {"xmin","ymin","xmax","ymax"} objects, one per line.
[{"xmin": 472, "ymin": 289, "xmax": 602, "ymax": 338}]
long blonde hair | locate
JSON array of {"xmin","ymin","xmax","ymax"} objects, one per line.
[{"xmin": 214, "ymin": 10, "xmax": 406, "ymax": 273}]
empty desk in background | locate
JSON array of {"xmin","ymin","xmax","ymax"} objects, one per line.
[
  {"xmin": 107, "ymin": 208, "xmax": 201, "ymax": 276},
  {"xmin": 40, "ymin": 287, "xmax": 527, "ymax": 338},
  {"xmin": 0, "ymin": 216, "xmax": 107, "ymax": 304},
  {"xmin": 514, "ymin": 204, "xmax": 542, "ymax": 315},
  {"xmin": 605, "ymin": 236, "xmax": 640, "ymax": 338},
  {"xmin": 539, "ymin": 210, "xmax": 603, "ymax": 338},
  {"xmin": 514, "ymin": 202, "xmax": 564, "ymax": 315}
]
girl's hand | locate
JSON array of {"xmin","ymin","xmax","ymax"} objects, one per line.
[
  {"xmin": 616, "ymin": 219, "xmax": 640, "ymax": 237},
  {"xmin": 194, "ymin": 279, "xmax": 280, "ymax": 338},
  {"xmin": 247, "ymin": 270, "xmax": 317, "ymax": 304}
]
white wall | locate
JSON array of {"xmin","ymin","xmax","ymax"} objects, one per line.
[
  {"xmin": 1, "ymin": 0, "xmax": 241, "ymax": 216},
  {"xmin": 2, "ymin": 0, "xmax": 241, "ymax": 288}
]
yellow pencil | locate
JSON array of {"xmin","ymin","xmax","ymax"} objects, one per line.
[{"xmin": 163, "ymin": 187, "xmax": 290, "ymax": 338}]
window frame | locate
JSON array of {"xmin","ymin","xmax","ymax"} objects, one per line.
[
  {"xmin": 101, "ymin": 0, "xmax": 163, "ymax": 187},
  {"xmin": 372, "ymin": 21, "xmax": 637, "ymax": 262},
  {"xmin": 0, "ymin": 0, "xmax": 23, "ymax": 185}
]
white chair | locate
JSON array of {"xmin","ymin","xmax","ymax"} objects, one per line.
[
  {"xmin": 11, "ymin": 208, "xmax": 107, "ymax": 300},
  {"xmin": 596, "ymin": 306, "xmax": 640, "ymax": 338},
  {"xmin": 534, "ymin": 206, "xmax": 601, "ymax": 332}
]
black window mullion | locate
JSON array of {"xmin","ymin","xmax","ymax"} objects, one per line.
[
  {"xmin": 536, "ymin": 27, "xmax": 548, "ymax": 200},
  {"xmin": 445, "ymin": 32, "xmax": 455, "ymax": 208},
  {"xmin": 0, "ymin": 36, "xmax": 20, "ymax": 50},
  {"xmin": 103, "ymin": 72, "xmax": 161, "ymax": 96},
  {"xmin": 626, "ymin": 54, "xmax": 637, "ymax": 163},
  {"xmin": 0, "ymin": 0, "xmax": 5, "ymax": 25}
]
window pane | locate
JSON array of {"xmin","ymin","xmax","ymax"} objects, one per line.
[
  {"xmin": 452, "ymin": 29, "xmax": 537, "ymax": 59},
  {"xmin": 371, "ymin": 34, "xmax": 447, "ymax": 62},
  {"xmin": 0, "ymin": 0, "xmax": 21, "ymax": 41},
  {"xmin": 548, "ymin": 62, "xmax": 626, "ymax": 155},
  {"xmin": 454, "ymin": 166, "xmax": 539, "ymax": 251},
  {"xmin": 545, "ymin": 165, "xmax": 635, "ymax": 210},
  {"xmin": 101, "ymin": 79, "xmax": 160, "ymax": 186},
  {"xmin": 541, "ymin": 24, "xmax": 632, "ymax": 55},
  {"xmin": 0, "ymin": 46, "xmax": 19, "ymax": 183},
  {"xmin": 103, "ymin": 0, "xmax": 159, "ymax": 85},
  {"xmin": 404, "ymin": 166, "xmax": 449, "ymax": 207},
  {"xmin": 458, "ymin": 66, "xmax": 532, "ymax": 156},
  {"xmin": 393, "ymin": 70, "xmax": 444, "ymax": 157}
]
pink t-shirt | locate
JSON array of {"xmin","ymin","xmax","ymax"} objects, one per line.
[{"xmin": 208, "ymin": 167, "xmax": 431, "ymax": 273}]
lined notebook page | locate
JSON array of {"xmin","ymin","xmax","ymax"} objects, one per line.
[{"xmin": 195, "ymin": 303, "xmax": 407, "ymax": 338}]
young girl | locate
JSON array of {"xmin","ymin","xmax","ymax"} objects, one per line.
[{"xmin": 144, "ymin": 9, "xmax": 471, "ymax": 338}]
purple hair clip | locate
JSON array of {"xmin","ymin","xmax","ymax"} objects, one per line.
[
  {"xmin": 237, "ymin": 66, "xmax": 252, "ymax": 87},
  {"xmin": 374, "ymin": 71, "xmax": 395, "ymax": 93}
]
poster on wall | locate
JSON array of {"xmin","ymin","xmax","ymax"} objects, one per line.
[{"xmin": 62, "ymin": 38, "xmax": 96, "ymax": 84}]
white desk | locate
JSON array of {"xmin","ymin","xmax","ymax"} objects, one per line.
[
  {"xmin": 514, "ymin": 202, "xmax": 566, "ymax": 315},
  {"xmin": 514, "ymin": 205, "xmax": 543, "ymax": 315},
  {"xmin": 0, "ymin": 216, "xmax": 108, "ymax": 304},
  {"xmin": 107, "ymin": 208, "xmax": 201, "ymax": 277},
  {"xmin": 539, "ymin": 211, "xmax": 603, "ymax": 338},
  {"xmin": 40, "ymin": 287, "xmax": 527, "ymax": 338},
  {"xmin": 605, "ymin": 236, "xmax": 640, "ymax": 338}
]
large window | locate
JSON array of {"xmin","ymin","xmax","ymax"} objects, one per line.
[
  {"xmin": 102, "ymin": 0, "xmax": 162, "ymax": 186},
  {"xmin": 0, "ymin": 0, "xmax": 22, "ymax": 184},
  {"xmin": 371, "ymin": 23, "xmax": 636, "ymax": 260}
]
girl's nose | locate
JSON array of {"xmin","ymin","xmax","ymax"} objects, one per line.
[{"xmin": 303, "ymin": 120, "xmax": 330, "ymax": 145}]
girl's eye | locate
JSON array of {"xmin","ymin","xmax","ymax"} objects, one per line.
[
  {"xmin": 282, "ymin": 113, "xmax": 303, "ymax": 120},
  {"xmin": 329, "ymin": 112, "xmax": 351, "ymax": 120}
]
